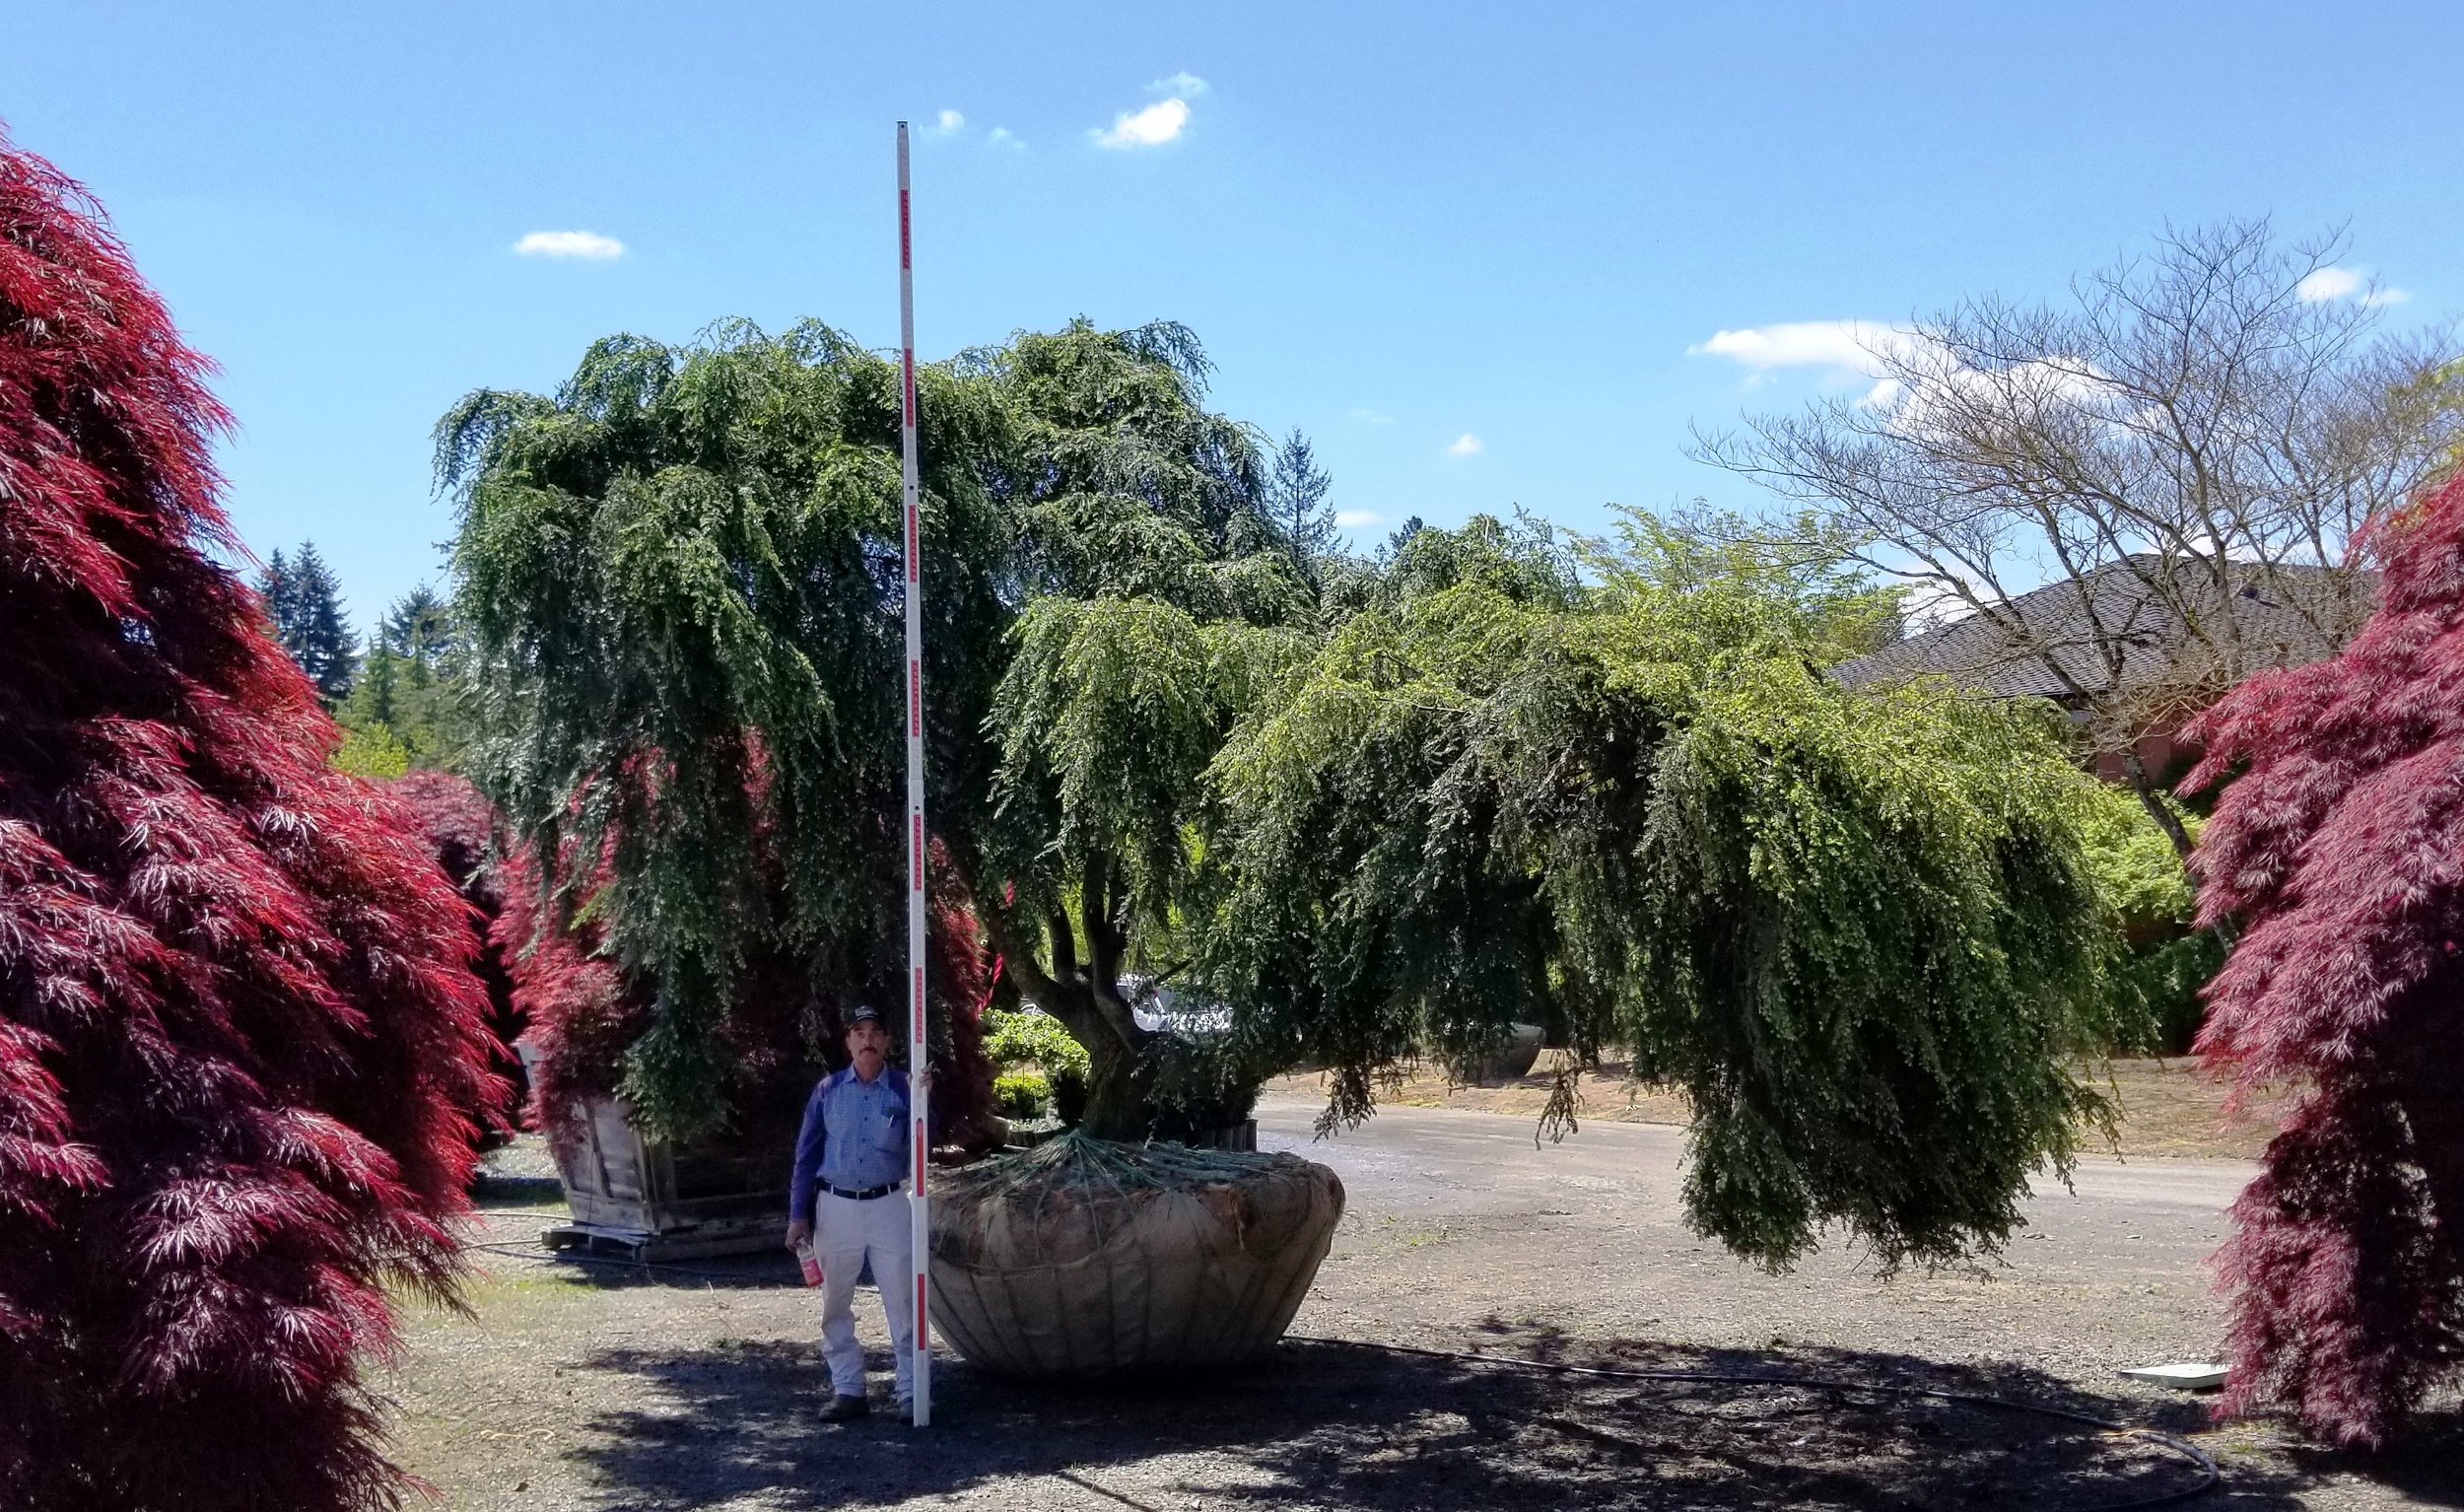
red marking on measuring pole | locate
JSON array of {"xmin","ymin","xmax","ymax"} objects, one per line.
[
  {"xmin": 909, "ymin": 659, "xmax": 921, "ymax": 735},
  {"xmin": 906, "ymin": 501, "xmax": 919, "ymax": 582},
  {"xmin": 913, "ymin": 813, "xmax": 924, "ymax": 888}
]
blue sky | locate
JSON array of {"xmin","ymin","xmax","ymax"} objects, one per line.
[{"xmin": 6, "ymin": 2, "xmax": 2458, "ymax": 632}]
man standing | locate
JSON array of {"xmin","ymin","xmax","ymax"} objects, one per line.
[{"xmin": 785, "ymin": 1004, "xmax": 916, "ymax": 1422}]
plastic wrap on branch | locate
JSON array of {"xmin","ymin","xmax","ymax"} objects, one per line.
[
  {"xmin": 2186, "ymin": 471, "xmax": 2464, "ymax": 1447},
  {"xmin": 0, "ymin": 136, "xmax": 504, "ymax": 1512}
]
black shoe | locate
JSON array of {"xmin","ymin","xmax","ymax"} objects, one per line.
[{"xmin": 818, "ymin": 1394, "xmax": 870, "ymax": 1423}]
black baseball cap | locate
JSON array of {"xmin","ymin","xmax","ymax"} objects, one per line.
[{"xmin": 845, "ymin": 1003, "xmax": 886, "ymax": 1026}]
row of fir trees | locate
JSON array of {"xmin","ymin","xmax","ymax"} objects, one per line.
[{"xmin": 256, "ymin": 544, "xmax": 472, "ymax": 777}]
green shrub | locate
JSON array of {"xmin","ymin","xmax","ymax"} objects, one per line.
[
  {"xmin": 2078, "ymin": 786, "xmax": 2216, "ymax": 1053},
  {"xmin": 331, "ymin": 721, "xmax": 411, "ymax": 779},
  {"xmin": 992, "ymin": 1070, "xmax": 1052, "ymax": 1120},
  {"xmin": 983, "ymin": 1007, "xmax": 1093, "ymax": 1080}
]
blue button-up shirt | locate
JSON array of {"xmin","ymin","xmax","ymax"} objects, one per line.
[{"xmin": 787, "ymin": 1065, "xmax": 912, "ymax": 1223}]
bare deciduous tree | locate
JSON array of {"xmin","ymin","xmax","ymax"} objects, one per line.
[{"xmin": 1692, "ymin": 220, "xmax": 2464, "ymax": 858}]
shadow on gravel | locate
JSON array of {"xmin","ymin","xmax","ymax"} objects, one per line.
[
  {"xmin": 2267, "ymin": 1406, "xmax": 2464, "ymax": 1508},
  {"xmin": 466, "ymin": 1170, "xmax": 569, "ymax": 1209},
  {"xmin": 563, "ymin": 1320, "xmax": 2313, "ymax": 1511}
]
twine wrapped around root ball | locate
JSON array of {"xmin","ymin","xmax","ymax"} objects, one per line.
[{"xmin": 927, "ymin": 1134, "xmax": 1344, "ymax": 1377}]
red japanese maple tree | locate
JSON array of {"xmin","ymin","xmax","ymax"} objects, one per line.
[
  {"xmin": 0, "ymin": 139, "xmax": 503, "ymax": 1507},
  {"xmin": 389, "ymin": 770, "xmax": 524, "ymax": 1128},
  {"xmin": 2188, "ymin": 471, "xmax": 2464, "ymax": 1446}
]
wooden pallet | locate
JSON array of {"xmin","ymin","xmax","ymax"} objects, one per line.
[{"xmin": 538, "ymin": 1219, "xmax": 787, "ymax": 1265}]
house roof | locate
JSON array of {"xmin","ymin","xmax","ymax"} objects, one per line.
[{"xmin": 1831, "ymin": 557, "xmax": 2363, "ymax": 705}]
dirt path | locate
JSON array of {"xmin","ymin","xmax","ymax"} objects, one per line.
[{"xmin": 386, "ymin": 1089, "xmax": 2455, "ymax": 1510}]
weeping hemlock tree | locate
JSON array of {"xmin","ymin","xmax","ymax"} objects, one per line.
[
  {"xmin": 2187, "ymin": 470, "xmax": 2464, "ymax": 1446},
  {"xmin": 441, "ymin": 318, "xmax": 1297, "ymax": 1141},
  {"xmin": 0, "ymin": 141, "xmax": 502, "ymax": 1510},
  {"xmin": 1201, "ymin": 514, "xmax": 2127, "ymax": 1268},
  {"xmin": 449, "ymin": 316, "xmax": 2126, "ymax": 1269}
]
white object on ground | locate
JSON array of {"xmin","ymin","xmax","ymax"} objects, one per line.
[{"xmin": 2116, "ymin": 1362, "xmax": 2228, "ymax": 1390}]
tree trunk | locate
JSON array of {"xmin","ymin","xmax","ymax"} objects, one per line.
[
  {"xmin": 2119, "ymin": 748, "xmax": 2197, "ymax": 862},
  {"xmin": 981, "ymin": 901, "xmax": 1157, "ymax": 1138},
  {"xmin": 2119, "ymin": 746, "xmax": 2236, "ymax": 951},
  {"xmin": 1076, "ymin": 1028, "xmax": 1161, "ymax": 1141}
]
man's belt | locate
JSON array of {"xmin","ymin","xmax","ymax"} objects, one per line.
[{"xmin": 827, "ymin": 1182, "xmax": 903, "ymax": 1201}]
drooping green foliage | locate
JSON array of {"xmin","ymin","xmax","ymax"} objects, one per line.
[
  {"xmin": 1577, "ymin": 504, "xmax": 1905, "ymax": 662},
  {"xmin": 444, "ymin": 318, "xmax": 1305, "ymax": 1139},
  {"xmin": 1203, "ymin": 518, "xmax": 2127, "ymax": 1270},
  {"xmin": 442, "ymin": 321, "xmax": 1009, "ymax": 1136},
  {"xmin": 448, "ymin": 312, "xmax": 2125, "ymax": 1273}
]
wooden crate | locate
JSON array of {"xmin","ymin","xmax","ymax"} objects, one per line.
[{"xmin": 519, "ymin": 1043, "xmax": 790, "ymax": 1260}]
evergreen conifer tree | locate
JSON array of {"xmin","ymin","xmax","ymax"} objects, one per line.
[
  {"xmin": 1266, "ymin": 429, "xmax": 1336, "ymax": 595},
  {"xmin": 256, "ymin": 547, "xmax": 298, "ymax": 641},
  {"xmin": 256, "ymin": 541, "xmax": 357, "ymax": 703},
  {"xmin": 288, "ymin": 542, "xmax": 358, "ymax": 703}
]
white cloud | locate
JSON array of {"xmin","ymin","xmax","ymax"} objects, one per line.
[
  {"xmin": 1093, "ymin": 96, "xmax": 1191, "ymax": 149},
  {"xmin": 988, "ymin": 126, "xmax": 1025, "ymax": 151},
  {"xmin": 1149, "ymin": 72, "xmax": 1209, "ymax": 99},
  {"xmin": 934, "ymin": 109, "xmax": 966, "ymax": 136},
  {"xmin": 513, "ymin": 230, "xmax": 624, "ymax": 260},
  {"xmin": 1691, "ymin": 319, "xmax": 1943, "ymax": 408},
  {"xmin": 2296, "ymin": 266, "xmax": 2362, "ymax": 303},
  {"xmin": 1335, "ymin": 510, "xmax": 1383, "ymax": 528},
  {"xmin": 1446, "ymin": 433, "xmax": 1482, "ymax": 456},
  {"xmin": 1688, "ymin": 320, "xmax": 1918, "ymax": 378},
  {"xmin": 1349, "ymin": 407, "xmax": 1395, "ymax": 425},
  {"xmin": 2295, "ymin": 265, "xmax": 2413, "ymax": 308}
]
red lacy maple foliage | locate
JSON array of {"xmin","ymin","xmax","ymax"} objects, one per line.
[
  {"xmin": 2188, "ymin": 473, "xmax": 2464, "ymax": 1447},
  {"xmin": 497, "ymin": 833, "xmax": 998, "ymax": 1162},
  {"xmin": 387, "ymin": 770, "xmax": 524, "ymax": 1133},
  {"xmin": 488, "ymin": 839, "xmax": 644, "ymax": 1160},
  {"xmin": 0, "ymin": 139, "xmax": 504, "ymax": 1508}
]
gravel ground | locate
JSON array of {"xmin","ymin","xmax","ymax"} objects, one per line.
[
  {"xmin": 1274, "ymin": 1054, "xmax": 2301, "ymax": 1162},
  {"xmin": 386, "ymin": 1075, "xmax": 2458, "ymax": 1511}
]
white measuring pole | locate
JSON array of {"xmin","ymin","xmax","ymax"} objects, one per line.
[{"xmin": 896, "ymin": 120, "xmax": 933, "ymax": 1429}]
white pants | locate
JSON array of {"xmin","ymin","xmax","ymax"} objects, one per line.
[{"xmin": 816, "ymin": 1189, "xmax": 916, "ymax": 1402}]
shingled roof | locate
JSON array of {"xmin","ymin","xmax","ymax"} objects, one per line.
[{"xmin": 1831, "ymin": 557, "xmax": 2363, "ymax": 705}]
